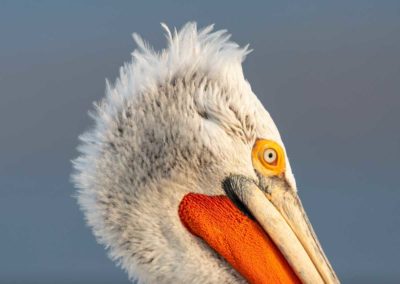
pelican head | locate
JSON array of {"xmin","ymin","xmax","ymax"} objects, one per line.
[{"xmin": 73, "ymin": 22, "xmax": 339, "ymax": 283}]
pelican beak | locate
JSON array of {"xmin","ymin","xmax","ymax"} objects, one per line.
[{"xmin": 223, "ymin": 175, "xmax": 339, "ymax": 284}]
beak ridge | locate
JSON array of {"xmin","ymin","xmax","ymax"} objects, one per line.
[{"xmin": 269, "ymin": 188, "xmax": 339, "ymax": 284}]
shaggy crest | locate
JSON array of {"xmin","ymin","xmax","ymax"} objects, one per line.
[{"xmin": 97, "ymin": 22, "xmax": 251, "ymax": 129}]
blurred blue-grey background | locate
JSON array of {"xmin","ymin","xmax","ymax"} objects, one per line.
[{"xmin": 1, "ymin": 1, "xmax": 399, "ymax": 283}]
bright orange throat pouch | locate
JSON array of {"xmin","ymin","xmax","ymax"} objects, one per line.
[{"xmin": 179, "ymin": 193, "xmax": 300, "ymax": 284}]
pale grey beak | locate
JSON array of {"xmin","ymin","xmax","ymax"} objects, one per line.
[{"xmin": 224, "ymin": 175, "xmax": 339, "ymax": 284}]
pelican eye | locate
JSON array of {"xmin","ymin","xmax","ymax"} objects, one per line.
[{"xmin": 251, "ymin": 139, "xmax": 285, "ymax": 176}]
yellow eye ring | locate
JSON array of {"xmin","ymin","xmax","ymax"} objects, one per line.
[{"xmin": 252, "ymin": 139, "xmax": 285, "ymax": 176}]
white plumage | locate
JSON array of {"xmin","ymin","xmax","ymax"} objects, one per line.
[{"xmin": 72, "ymin": 22, "xmax": 336, "ymax": 284}]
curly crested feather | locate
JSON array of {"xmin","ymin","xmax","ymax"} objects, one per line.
[{"xmin": 72, "ymin": 22, "xmax": 295, "ymax": 283}]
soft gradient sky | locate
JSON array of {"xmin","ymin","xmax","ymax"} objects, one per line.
[{"xmin": 1, "ymin": 1, "xmax": 399, "ymax": 283}]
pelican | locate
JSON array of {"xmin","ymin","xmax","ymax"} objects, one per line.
[{"xmin": 72, "ymin": 22, "xmax": 339, "ymax": 283}]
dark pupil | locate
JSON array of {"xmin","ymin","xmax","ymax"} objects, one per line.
[{"xmin": 268, "ymin": 153, "xmax": 273, "ymax": 159}]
